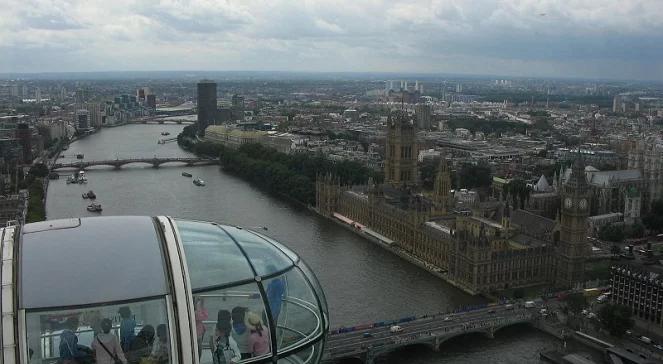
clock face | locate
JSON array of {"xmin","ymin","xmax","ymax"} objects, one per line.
[
  {"xmin": 579, "ymin": 199, "xmax": 587, "ymax": 210},
  {"xmin": 564, "ymin": 198, "xmax": 573, "ymax": 209}
]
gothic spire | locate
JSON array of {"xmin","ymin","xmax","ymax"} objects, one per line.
[{"xmin": 565, "ymin": 152, "xmax": 588, "ymax": 190}]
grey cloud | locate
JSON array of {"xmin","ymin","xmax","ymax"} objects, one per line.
[
  {"xmin": 21, "ymin": 14, "xmax": 85, "ymax": 30},
  {"xmin": 0, "ymin": 0, "xmax": 662, "ymax": 80}
]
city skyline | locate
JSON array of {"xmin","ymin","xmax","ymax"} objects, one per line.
[{"xmin": 1, "ymin": 0, "xmax": 662, "ymax": 80}]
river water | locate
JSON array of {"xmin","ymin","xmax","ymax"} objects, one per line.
[{"xmin": 46, "ymin": 124, "xmax": 563, "ymax": 363}]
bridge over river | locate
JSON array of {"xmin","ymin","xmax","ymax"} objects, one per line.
[
  {"xmin": 321, "ymin": 304, "xmax": 537, "ymax": 364},
  {"xmin": 51, "ymin": 157, "xmax": 218, "ymax": 170}
]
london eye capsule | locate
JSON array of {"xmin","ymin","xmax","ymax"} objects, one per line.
[{"xmin": 0, "ymin": 216, "xmax": 328, "ymax": 364}]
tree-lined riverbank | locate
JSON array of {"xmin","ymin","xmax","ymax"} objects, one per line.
[{"xmin": 178, "ymin": 125, "xmax": 382, "ymax": 205}]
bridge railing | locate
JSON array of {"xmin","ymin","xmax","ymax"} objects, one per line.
[
  {"xmin": 51, "ymin": 157, "xmax": 218, "ymax": 170},
  {"xmin": 329, "ymin": 301, "xmax": 513, "ymax": 336},
  {"xmin": 325, "ymin": 311, "xmax": 535, "ymax": 354}
]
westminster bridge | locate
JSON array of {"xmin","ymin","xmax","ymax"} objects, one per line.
[
  {"xmin": 50, "ymin": 157, "xmax": 218, "ymax": 170},
  {"xmin": 321, "ymin": 304, "xmax": 536, "ymax": 364}
]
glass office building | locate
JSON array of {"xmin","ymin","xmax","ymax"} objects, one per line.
[{"xmin": 0, "ymin": 216, "xmax": 328, "ymax": 364}]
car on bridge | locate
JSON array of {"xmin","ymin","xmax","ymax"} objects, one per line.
[
  {"xmin": 390, "ymin": 325, "xmax": 403, "ymax": 333},
  {"xmin": 363, "ymin": 332, "xmax": 373, "ymax": 338}
]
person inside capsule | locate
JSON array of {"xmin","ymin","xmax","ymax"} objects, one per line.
[{"xmin": 11, "ymin": 216, "xmax": 327, "ymax": 364}]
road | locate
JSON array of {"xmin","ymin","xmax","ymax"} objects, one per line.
[{"xmin": 325, "ymin": 305, "xmax": 533, "ymax": 358}]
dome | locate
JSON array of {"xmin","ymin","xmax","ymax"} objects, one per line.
[{"xmin": 1, "ymin": 216, "xmax": 328, "ymax": 364}]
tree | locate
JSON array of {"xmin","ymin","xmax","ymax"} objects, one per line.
[
  {"xmin": 457, "ymin": 163, "xmax": 492, "ymax": 189},
  {"xmin": 626, "ymin": 223, "xmax": 645, "ymax": 239},
  {"xmin": 29, "ymin": 163, "xmax": 49, "ymax": 178},
  {"xmin": 565, "ymin": 293, "xmax": 587, "ymax": 316},
  {"xmin": 598, "ymin": 224, "xmax": 624, "ymax": 243},
  {"xmin": 504, "ymin": 179, "xmax": 531, "ymax": 209},
  {"xmin": 26, "ymin": 179, "xmax": 45, "ymax": 223},
  {"xmin": 598, "ymin": 304, "xmax": 633, "ymax": 337},
  {"xmin": 610, "ymin": 245, "xmax": 621, "ymax": 258},
  {"xmin": 643, "ymin": 199, "xmax": 663, "ymax": 233}
]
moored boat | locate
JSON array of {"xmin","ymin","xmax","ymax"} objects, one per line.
[{"xmin": 87, "ymin": 203, "xmax": 102, "ymax": 212}]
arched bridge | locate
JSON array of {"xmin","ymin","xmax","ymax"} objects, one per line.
[
  {"xmin": 51, "ymin": 157, "xmax": 218, "ymax": 170},
  {"xmin": 322, "ymin": 304, "xmax": 536, "ymax": 364}
]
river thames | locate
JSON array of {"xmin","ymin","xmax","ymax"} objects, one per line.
[{"xmin": 46, "ymin": 124, "xmax": 563, "ymax": 363}]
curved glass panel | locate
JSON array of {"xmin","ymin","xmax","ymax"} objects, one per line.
[
  {"xmin": 298, "ymin": 261, "xmax": 328, "ymax": 324},
  {"xmin": 175, "ymin": 220, "xmax": 254, "ymax": 289},
  {"xmin": 21, "ymin": 216, "xmax": 168, "ymax": 308},
  {"xmin": 193, "ymin": 283, "xmax": 271, "ymax": 364},
  {"xmin": 266, "ymin": 268, "xmax": 323, "ymax": 354},
  {"xmin": 248, "ymin": 231, "xmax": 299, "ymax": 264},
  {"xmin": 278, "ymin": 341, "xmax": 323, "ymax": 364},
  {"xmin": 220, "ymin": 226, "xmax": 293, "ymax": 276},
  {"xmin": 25, "ymin": 297, "xmax": 172, "ymax": 364}
]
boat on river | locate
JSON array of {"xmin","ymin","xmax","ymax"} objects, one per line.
[
  {"xmin": 182, "ymin": 172, "xmax": 192, "ymax": 177},
  {"xmin": 87, "ymin": 203, "xmax": 102, "ymax": 212},
  {"xmin": 161, "ymin": 131, "xmax": 170, "ymax": 136},
  {"xmin": 193, "ymin": 178, "xmax": 205, "ymax": 186},
  {"xmin": 67, "ymin": 171, "xmax": 88, "ymax": 184},
  {"xmin": 78, "ymin": 171, "xmax": 88, "ymax": 184},
  {"xmin": 82, "ymin": 190, "xmax": 96, "ymax": 199}
]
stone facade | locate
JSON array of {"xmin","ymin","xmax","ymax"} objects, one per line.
[
  {"xmin": 315, "ymin": 113, "xmax": 592, "ymax": 294},
  {"xmin": 555, "ymin": 157, "xmax": 591, "ymax": 288},
  {"xmin": 316, "ymin": 167, "xmax": 591, "ymax": 294},
  {"xmin": 627, "ymin": 136, "xmax": 663, "ymax": 211},
  {"xmin": 384, "ymin": 110, "xmax": 418, "ymax": 187}
]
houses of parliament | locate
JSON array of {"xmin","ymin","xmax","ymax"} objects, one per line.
[{"xmin": 316, "ymin": 110, "xmax": 591, "ymax": 295}]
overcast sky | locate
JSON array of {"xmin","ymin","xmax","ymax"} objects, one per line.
[{"xmin": 1, "ymin": 0, "xmax": 662, "ymax": 80}]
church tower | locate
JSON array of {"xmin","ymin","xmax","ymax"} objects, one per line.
[
  {"xmin": 384, "ymin": 110, "xmax": 418, "ymax": 187},
  {"xmin": 556, "ymin": 155, "xmax": 590, "ymax": 288},
  {"xmin": 432, "ymin": 155, "xmax": 451, "ymax": 216}
]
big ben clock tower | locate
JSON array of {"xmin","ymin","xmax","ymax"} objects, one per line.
[{"xmin": 556, "ymin": 155, "xmax": 591, "ymax": 288}]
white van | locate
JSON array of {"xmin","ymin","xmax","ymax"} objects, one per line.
[
  {"xmin": 525, "ymin": 301, "xmax": 536, "ymax": 308},
  {"xmin": 390, "ymin": 325, "xmax": 403, "ymax": 333}
]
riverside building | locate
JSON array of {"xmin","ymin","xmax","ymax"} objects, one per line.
[{"xmin": 316, "ymin": 110, "xmax": 591, "ymax": 295}]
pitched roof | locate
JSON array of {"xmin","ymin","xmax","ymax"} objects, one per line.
[
  {"xmin": 511, "ymin": 209, "xmax": 556, "ymax": 238},
  {"xmin": 586, "ymin": 169, "xmax": 642, "ymax": 187},
  {"xmin": 534, "ymin": 174, "xmax": 552, "ymax": 192}
]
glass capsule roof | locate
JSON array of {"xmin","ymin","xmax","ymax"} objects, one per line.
[
  {"xmin": 174, "ymin": 220, "xmax": 300, "ymax": 290},
  {"xmin": 11, "ymin": 216, "xmax": 328, "ymax": 364},
  {"xmin": 20, "ymin": 216, "xmax": 168, "ymax": 309}
]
